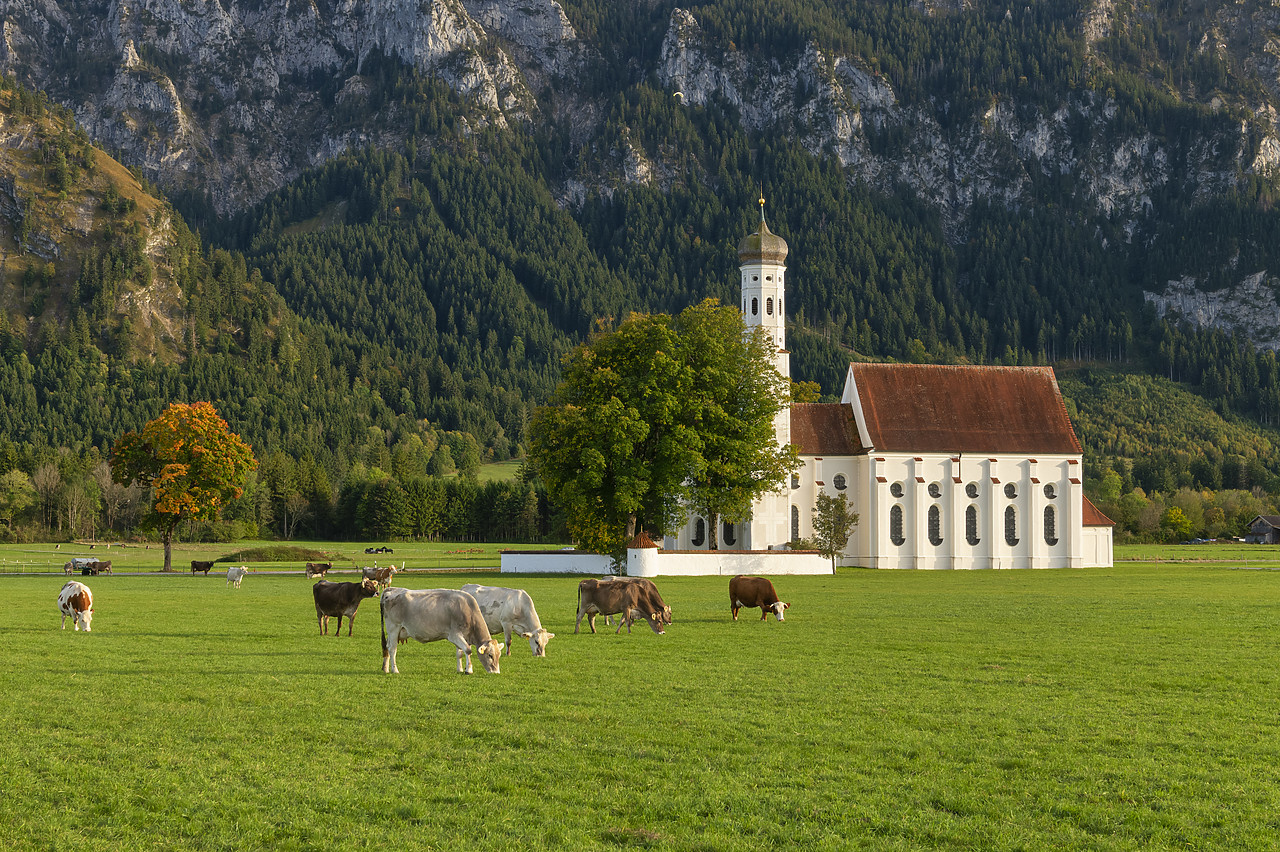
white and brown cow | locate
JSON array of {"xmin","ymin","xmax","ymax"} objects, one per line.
[
  {"xmin": 729, "ymin": 575, "xmax": 789, "ymax": 622},
  {"xmin": 575, "ymin": 578, "xmax": 665, "ymax": 635},
  {"xmin": 364, "ymin": 563, "xmax": 399, "ymax": 590},
  {"xmin": 226, "ymin": 565, "xmax": 248, "ymax": 588},
  {"xmin": 57, "ymin": 581, "xmax": 94, "ymax": 632},
  {"xmin": 461, "ymin": 583, "xmax": 555, "ymax": 657},
  {"xmin": 312, "ymin": 578, "xmax": 380, "ymax": 636},
  {"xmin": 380, "ymin": 587, "xmax": 504, "ymax": 674}
]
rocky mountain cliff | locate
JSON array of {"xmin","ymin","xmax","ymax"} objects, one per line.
[{"xmin": 5, "ymin": 0, "xmax": 1280, "ymax": 347}]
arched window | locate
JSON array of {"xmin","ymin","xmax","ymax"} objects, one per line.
[
  {"xmin": 1044, "ymin": 506, "xmax": 1058, "ymax": 546},
  {"xmin": 833, "ymin": 474, "xmax": 847, "ymax": 491},
  {"xmin": 966, "ymin": 505, "xmax": 980, "ymax": 545},
  {"xmin": 692, "ymin": 518, "xmax": 705, "ymax": 547},
  {"xmin": 723, "ymin": 521, "xmax": 736, "ymax": 546},
  {"xmin": 928, "ymin": 505, "xmax": 942, "ymax": 546},
  {"xmin": 791, "ymin": 505, "xmax": 800, "ymax": 541},
  {"xmin": 766, "ymin": 297, "xmax": 774, "ymax": 315},
  {"xmin": 1004, "ymin": 506, "xmax": 1019, "ymax": 546},
  {"xmin": 751, "ymin": 297, "xmax": 758, "ymax": 316},
  {"xmin": 890, "ymin": 505, "xmax": 905, "ymax": 546}
]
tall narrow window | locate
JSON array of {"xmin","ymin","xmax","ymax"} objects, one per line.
[
  {"xmin": 966, "ymin": 505, "xmax": 980, "ymax": 546},
  {"xmin": 928, "ymin": 505, "xmax": 943, "ymax": 546},
  {"xmin": 692, "ymin": 518, "xmax": 705, "ymax": 547},
  {"xmin": 1044, "ymin": 506, "xmax": 1058, "ymax": 546},
  {"xmin": 751, "ymin": 297, "xmax": 758, "ymax": 316},
  {"xmin": 791, "ymin": 505, "xmax": 800, "ymax": 541},
  {"xmin": 1004, "ymin": 506, "xmax": 1019, "ymax": 546},
  {"xmin": 723, "ymin": 522, "xmax": 736, "ymax": 546},
  {"xmin": 890, "ymin": 505, "xmax": 905, "ymax": 546},
  {"xmin": 766, "ymin": 297, "xmax": 774, "ymax": 315}
]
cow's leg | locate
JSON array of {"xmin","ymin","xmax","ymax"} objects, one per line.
[
  {"xmin": 588, "ymin": 612, "xmax": 597, "ymax": 634},
  {"xmin": 61, "ymin": 613, "xmax": 67, "ymax": 629},
  {"xmin": 503, "ymin": 626, "xmax": 513, "ymax": 656},
  {"xmin": 346, "ymin": 615, "xmax": 354, "ymax": 637},
  {"xmin": 574, "ymin": 608, "xmax": 584, "ymax": 634},
  {"xmin": 318, "ymin": 613, "xmax": 326, "ymax": 635},
  {"xmin": 760, "ymin": 609, "xmax": 768, "ymax": 620},
  {"xmin": 455, "ymin": 644, "xmax": 472, "ymax": 674}
]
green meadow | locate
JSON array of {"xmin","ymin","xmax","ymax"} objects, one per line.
[{"xmin": 3, "ymin": 556, "xmax": 1279, "ymax": 850}]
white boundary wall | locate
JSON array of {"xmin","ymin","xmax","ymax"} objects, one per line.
[
  {"xmin": 628, "ymin": 548, "xmax": 831, "ymax": 577},
  {"xmin": 501, "ymin": 550, "xmax": 617, "ymax": 575}
]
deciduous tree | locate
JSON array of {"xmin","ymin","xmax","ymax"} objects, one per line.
[
  {"xmin": 812, "ymin": 491, "xmax": 859, "ymax": 573},
  {"xmin": 111, "ymin": 402, "xmax": 257, "ymax": 570}
]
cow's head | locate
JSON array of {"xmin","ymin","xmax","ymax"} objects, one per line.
[
  {"xmin": 524, "ymin": 628, "xmax": 555, "ymax": 657},
  {"xmin": 360, "ymin": 579, "xmax": 380, "ymax": 596},
  {"xmin": 78, "ymin": 609, "xmax": 93, "ymax": 632},
  {"xmin": 477, "ymin": 640, "xmax": 504, "ymax": 674},
  {"xmin": 770, "ymin": 601, "xmax": 790, "ymax": 622},
  {"xmin": 644, "ymin": 612, "xmax": 665, "ymax": 635}
]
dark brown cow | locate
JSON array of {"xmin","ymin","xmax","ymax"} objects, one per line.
[
  {"xmin": 600, "ymin": 576, "xmax": 672, "ymax": 626},
  {"xmin": 191, "ymin": 560, "xmax": 214, "ymax": 576},
  {"xmin": 729, "ymin": 575, "xmax": 789, "ymax": 622},
  {"xmin": 313, "ymin": 579, "xmax": 380, "ymax": 636},
  {"xmin": 575, "ymin": 578, "xmax": 665, "ymax": 635},
  {"xmin": 305, "ymin": 562, "xmax": 332, "ymax": 579},
  {"xmin": 88, "ymin": 560, "xmax": 112, "ymax": 575}
]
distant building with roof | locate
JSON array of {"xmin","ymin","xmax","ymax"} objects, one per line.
[{"xmin": 663, "ymin": 201, "xmax": 1115, "ymax": 569}]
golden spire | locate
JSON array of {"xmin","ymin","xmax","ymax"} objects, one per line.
[{"xmin": 759, "ymin": 187, "xmax": 766, "ymax": 223}]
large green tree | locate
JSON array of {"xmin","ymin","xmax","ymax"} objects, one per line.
[
  {"xmin": 111, "ymin": 402, "xmax": 257, "ymax": 570},
  {"xmin": 528, "ymin": 299, "xmax": 797, "ymax": 554},
  {"xmin": 678, "ymin": 299, "xmax": 799, "ymax": 549}
]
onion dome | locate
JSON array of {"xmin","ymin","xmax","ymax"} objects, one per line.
[{"xmin": 738, "ymin": 194, "xmax": 789, "ymax": 264}]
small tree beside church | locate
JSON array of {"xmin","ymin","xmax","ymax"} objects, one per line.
[{"xmin": 812, "ymin": 492, "xmax": 859, "ymax": 573}]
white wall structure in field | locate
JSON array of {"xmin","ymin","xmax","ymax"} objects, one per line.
[{"xmin": 664, "ymin": 201, "xmax": 1115, "ymax": 570}]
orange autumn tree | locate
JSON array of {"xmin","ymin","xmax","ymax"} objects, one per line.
[{"xmin": 111, "ymin": 402, "xmax": 257, "ymax": 571}]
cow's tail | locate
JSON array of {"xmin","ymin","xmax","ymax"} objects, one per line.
[{"xmin": 380, "ymin": 592, "xmax": 388, "ymax": 659}]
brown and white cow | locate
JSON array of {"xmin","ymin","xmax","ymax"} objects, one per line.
[
  {"xmin": 729, "ymin": 575, "xmax": 789, "ymax": 622},
  {"xmin": 305, "ymin": 562, "xmax": 331, "ymax": 579},
  {"xmin": 575, "ymin": 578, "xmax": 665, "ymax": 635},
  {"xmin": 191, "ymin": 560, "xmax": 214, "ymax": 576},
  {"xmin": 380, "ymin": 587, "xmax": 503, "ymax": 674},
  {"xmin": 58, "ymin": 581, "xmax": 94, "ymax": 632},
  {"xmin": 461, "ymin": 583, "xmax": 555, "ymax": 657},
  {"xmin": 226, "ymin": 565, "xmax": 248, "ymax": 588},
  {"xmin": 312, "ymin": 579, "xmax": 380, "ymax": 636},
  {"xmin": 363, "ymin": 563, "xmax": 398, "ymax": 590}
]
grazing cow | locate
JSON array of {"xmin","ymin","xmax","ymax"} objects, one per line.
[
  {"xmin": 57, "ymin": 581, "xmax": 94, "ymax": 632},
  {"xmin": 88, "ymin": 560, "xmax": 111, "ymax": 575},
  {"xmin": 363, "ymin": 563, "xmax": 398, "ymax": 589},
  {"xmin": 380, "ymin": 588, "xmax": 503, "ymax": 674},
  {"xmin": 729, "ymin": 575, "xmax": 790, "ymax": 622},
  {"xmin": 461, "ymin": 583, "xmax": 555, "ymax": 657},
  {"xmin": 63, "ymin": 561, "xmax": 73, "ymax": 575},
  {"xmin": 226, "ymin": 565, "xmax": 248, "ymax": 588},
  {"xmin": 312, "ymin": 579, "xmax": 380, "ymax": 636},
  {"xmin": 191, "ymin": 560, "xmax": 214, "ymax": 576},
  {"xmin": 575, "ymin": 578, "xmax": 665, "ymax": 635},
  {"xmin": 598, "ymin": 576, "xmax": 673, "ymax": 626},
  {"xmin": 305, "ymin": 562, "xmax": 331, "ymax": 579}
]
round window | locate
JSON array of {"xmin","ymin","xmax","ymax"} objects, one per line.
[
  {"xmin": 834, "ymin": 474, "xmax": 847, "ymax": 491},
  {"xmin": 965, "ymin": 482, "xmax": 979, "ymax": 499},
  {"xmin": 1044, "ymin": 483, "xmax": 1057, "ymax": 499},
  {"xmin": 928, "ymin": 482, "xmax": 941, "ymax": 499},
  {"xmin": 1004, "ymin": 483, "xmax": 1017, "ymax": 499},
  {"xmin": 890, "ymin": 482, "xmax": 904, "ymax": 498}
]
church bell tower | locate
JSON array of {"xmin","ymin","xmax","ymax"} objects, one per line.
[{"xmin": 738, "ymin": 193, "xmax": 790, "ymax": 381}]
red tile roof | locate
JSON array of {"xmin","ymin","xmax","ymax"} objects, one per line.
[
  {"xmin": 847, "ymin": 363, "xmax": 1082, "ymax": 455},
  {"xmin": 1082, "ymin": 495, "xmax": 1115, "ymax": 527},
  {"xmin": 790, "ymin": 403, "xmax": 862, "ymax": 455}
]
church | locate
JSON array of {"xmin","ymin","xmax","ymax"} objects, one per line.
[{"xmin": 663, "ymin": 203, "xmax": 1115, "ymax": 569}]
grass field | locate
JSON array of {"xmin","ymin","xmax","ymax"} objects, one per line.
[{"xmin": 4, "ymin": 561, "xmax": 1279, "ymax": 850}]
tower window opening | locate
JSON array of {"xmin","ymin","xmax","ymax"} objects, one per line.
[
  {"xmin": 928, "ymin": 505, "xmax": 942, "ymax": 546},
  {"xmin": 692, "ymin": 519, "xmax": 705, "ymax": 548},
  {"xmin": 966, "ymin": 505, "xmax": 980, "ymax": 545},
  {"xmin": 766, "ymin": 297, "xmax": 774, "ymax": 315},
  {"xmin": 751, "ymin": 298, "xmax": 758, "ymax": 316}
]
